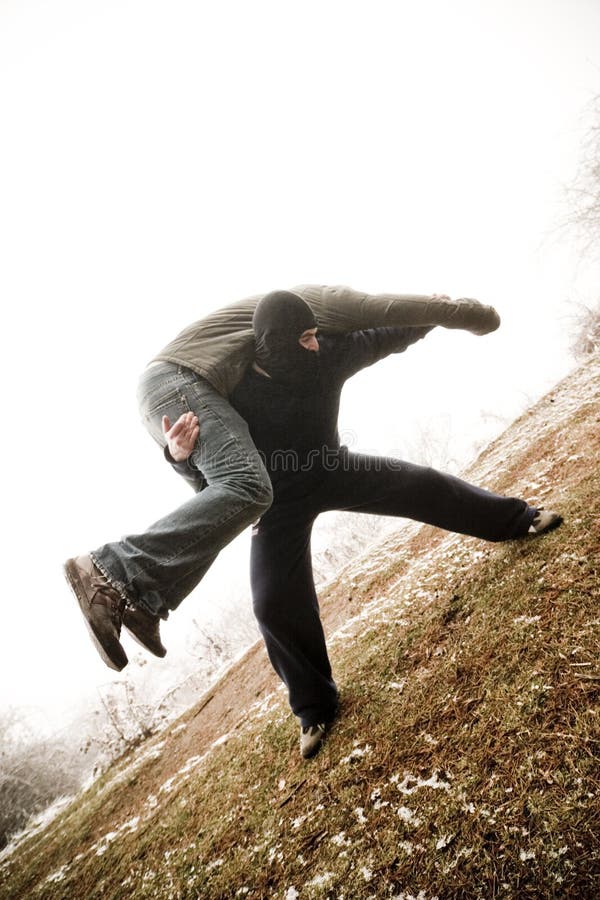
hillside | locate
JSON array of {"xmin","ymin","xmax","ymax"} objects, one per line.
[{"xmin": 1, "ymin": 355, "xmax": 599, "ymax": 899}]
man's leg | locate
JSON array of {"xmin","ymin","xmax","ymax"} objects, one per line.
[
  {"xmin": 322, "ymin": 450, "xmax": 537, "ymax": 541},
  {"xmin": 250, "ymin": 505, "xmax": 339, "ymax": 736},
  {"xmin": 67, "ymin": 363, "xmax": 272, "ymax": 668}
]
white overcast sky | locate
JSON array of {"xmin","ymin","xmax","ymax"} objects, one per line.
[{"xmin": 1, "ymin": 0, "xmax": 599, "ymax": 728}]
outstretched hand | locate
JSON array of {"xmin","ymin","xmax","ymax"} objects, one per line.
[{"xmin": 162, "ymin": 411, "xmax": 200, "ymax": 462}]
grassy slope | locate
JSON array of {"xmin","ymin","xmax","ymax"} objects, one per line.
[{"xmin": 1, "ymin": 356, "xmax": 599, "ymax": 900}]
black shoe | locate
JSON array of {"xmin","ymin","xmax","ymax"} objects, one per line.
[
  {"xmin": 300, "ymin": 723, "xmax": 328, "ymax": 759},
  {"xmin": 528, "ymin": 509, "xmax": 563, "ymax": 535},
  {"xmin": 123, "ymin": 605, "xmax": 167, "ymax": 658},
  {"xmin": 64, "ymin": 555, "xmax": 128, "ymax": 671}
]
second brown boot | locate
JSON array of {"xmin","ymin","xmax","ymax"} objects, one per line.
[{"xmin": 123, "ymin": 606, "xmax": 167, "ymax": 658}]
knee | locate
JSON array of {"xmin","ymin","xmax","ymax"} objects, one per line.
[
  {"xmin": 198, "ymin": 452, "xmax": 273, "ymax": 515},
  {"xmin": 233, "ymin": 470, "xmax": 273, "ymax": 519},
  {"xmin": 248, "ymin": 473, "xmax": 273, "ymax": 514}
]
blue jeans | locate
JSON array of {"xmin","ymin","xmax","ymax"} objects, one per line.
[{"xmin": 92, "ymin": 363, "xmax": 273, "ymax": 618}]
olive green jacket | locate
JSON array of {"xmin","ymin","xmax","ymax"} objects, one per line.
[{"xmin": 152, "ymin": 284, "xmax": 500, "ymax": 397}]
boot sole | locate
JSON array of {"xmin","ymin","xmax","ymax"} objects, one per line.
[{"xmin": 64, "ymin": 559, "xmax": 128, "ymax": 672}]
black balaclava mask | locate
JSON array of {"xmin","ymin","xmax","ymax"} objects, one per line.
[{"xmin": 253, "ymin": 290, "xmax": 320, "ymax": 389}]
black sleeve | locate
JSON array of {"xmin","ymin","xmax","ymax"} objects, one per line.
[
  {"xmin": 163, "ymin": 445, "xmax": 207, "ymax": 493},
  {"xmin": 328, "ymin": 325, "xmax": 435, "ymax": 379}
]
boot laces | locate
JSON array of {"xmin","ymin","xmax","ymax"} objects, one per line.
[{"xmin": 90, "ymin": 576, "xmax": 125, "ymax": 616}]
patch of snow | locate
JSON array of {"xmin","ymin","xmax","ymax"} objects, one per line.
[
  {"xmin": 513, "ymin": 615, "xmax": 541, "ymax": 626},
  {"xmin": 370, "ymin": 788, "xmax": 390, "ymax": 809},
  {"xmin": 94, "ymin": 815, "xmax": 140, "ymax": 856},
  {"xmin": 392, "ymin": 771, "xmax": 451, "ymax": 794},
  {"xmin": 435, "ymin": 834, "xmax": 454, "ymax": 850},
  {"xmin": 306, "ymin": 871, "xmax": 334, "ymax": 888},
  {"xmin": 46, "ymin": 863, "xmax": 69, "ymax": 884},
  {"xmin": 331, "ymin": 831, "xmax": 351, "ymax": 847},
  {"xmin": 397, "ymin": 806, "xmax": 421, "ymax": 827},
  {"xmin": 206, "ymin": 858, "xmax": 224, "ymax": 870},
  {"xmin": 340, "ymin": 744, "xmax": 372, "ymax": 764},
  {"xmin": 0, "ymin": 793, "xmax": 76, "ymax": 861}
]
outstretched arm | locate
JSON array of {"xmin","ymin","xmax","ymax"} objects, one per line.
[
  {"xmin": 296, "ymin": 285, "xmax": 501, "ymax": 336},
  {"xmin": 329, "ymin": 325, "xmax": 435, "ymax": 379}
]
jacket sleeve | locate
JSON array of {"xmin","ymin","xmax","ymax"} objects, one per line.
[
  {"xmin": 331, "ymin": 326, "xmax": 435, "ymax": 379},
  {"xmin": 295, "ymin": 284, "xmax": 501, "ymax": 336},
  {"xmin": 163, "ymin": 446, "xmax": 207, "ymax": 493}
]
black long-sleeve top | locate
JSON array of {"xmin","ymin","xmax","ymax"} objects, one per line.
[{"xmin": 228, "ymin": 326, "xmax": 433, "ymax": 499}]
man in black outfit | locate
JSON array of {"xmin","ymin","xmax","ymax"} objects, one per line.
[{"xmin": 167, "ymin": 291, "xmax": 562, "ymax": 759}]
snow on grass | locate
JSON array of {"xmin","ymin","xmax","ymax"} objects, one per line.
[
  {"xmin": 513, "ymin": 614, "xmax": 542, "ymax": 626},
  {"xmin": 46, "ymin": 863, "xmax": 69, "ymax": 884},
  {"xmin": 397, "ymin": 806, "xmax": 422, "ymax": 827},
  {"xmin": 0, "ymin": 793, "xmax": 76, "ymax": 862},
  {"xmin": 206, "ymin": 858, "xmax": 224, "ymax": 871},
  {"xmin": 435, "ymin": 833, "xmax": 455, "ymax": 850},
  {"xmin": 330, "ymin": 831, "xmax": 351, "ymax": 847},
  {"xmin": 370, "ymin": 788, "xmax": 390, "ymax": 809},
  {"xmin": 386, "ymin": 679, "xmax": 407, "ymax": 691},
  {"xmin": 94, "ymin": 815, "xmax": 140, "ymax": 856},
  {"xmin": 305, "ymin": 871, "xmax": 334, "ymax": 888},
  {"xmin": 340, "ymin": 744, "xmax": 372, "ymax": 764},
  {"xmin": 391, "ymin": 771, "xmax": 452, "ymax": 795},
  {"xmin": 169, "ymin": 722, "xmax": 188, "ymax": 736}
]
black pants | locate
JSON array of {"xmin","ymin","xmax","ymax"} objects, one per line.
[{"xmin": 250, "ymin": 451, "xmax": 535, "ymax": 727}]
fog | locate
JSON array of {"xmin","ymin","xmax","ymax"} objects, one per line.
[{"xmin": 1, "ymin": 0, "xmax": 599, "ymax": 736}]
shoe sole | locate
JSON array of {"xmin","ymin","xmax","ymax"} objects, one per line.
[{"xmin": 64, "ymin": 559, "xmax": 128, "ymax": 672}]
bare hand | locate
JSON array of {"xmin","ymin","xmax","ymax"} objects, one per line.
[{"xmin": 162, "ymin": 412, "xmax": 200, "ymax": 462}]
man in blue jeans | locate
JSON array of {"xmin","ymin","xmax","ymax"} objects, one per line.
[
  {"xmin": 64, "ymin": 285, "xmax": 509, "ymax": 673},
  {"xmin": 163, "ymin": 291, "xmax": 562, "ymax": 758}
]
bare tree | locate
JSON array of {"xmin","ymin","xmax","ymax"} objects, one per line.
[
  {"xmin": 0, "ymin": 708, "xmax": 88, "ymax": 849},
  {"xmin": 568, "ymin": 95, "xmax": 600, "ymax": 260},
  {"xmin": 564, "ymin": 94, "xmax": 600, "ymax": 358}
]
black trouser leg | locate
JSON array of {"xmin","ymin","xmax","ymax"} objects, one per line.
[
  {"xmin": 250, "ymin": 454, "xmax": 535, "ymax": 724},
  {"xmin": 250, "ymin": 508, "xmax": 338, "ymax": 727},
  {"xmin": 322, "ymin": 452, "xmax": 535, "ymax": 542}
]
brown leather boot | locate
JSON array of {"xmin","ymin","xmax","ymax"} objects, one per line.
[
  {"xmin": 123, "ymin": 606, "xmax": 167, "ymax": 658},
  {"xmin": 64, "ymin": 555, "xmax": 128, "ymax": 671}
]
